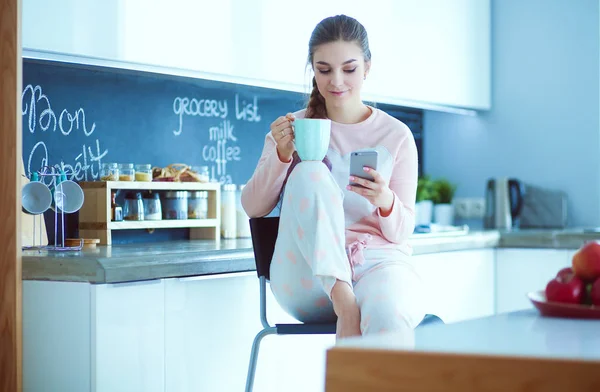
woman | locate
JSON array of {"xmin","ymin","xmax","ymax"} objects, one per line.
[{"xmin": 241, "ymin": 14, "xmax": 424, "ymax": 339}]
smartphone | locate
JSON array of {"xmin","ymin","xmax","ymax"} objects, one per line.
[{"xmin": 349, "ymin": 150, "xmax": 379, "ymax": 187}]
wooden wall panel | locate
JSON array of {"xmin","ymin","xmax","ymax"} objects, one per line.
[{"xmin": 0, "ymin": 0, "xmax": 22, "ymax": 390}]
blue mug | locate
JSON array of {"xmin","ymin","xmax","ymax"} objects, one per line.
[{"xmin": 293, "ymin": 119, "xmax": 331, "ymax": 161}]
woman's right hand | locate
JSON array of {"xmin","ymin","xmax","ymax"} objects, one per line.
[{"xmin": 270, "ymin": 113, "xmax": 296, "ymax": 163}]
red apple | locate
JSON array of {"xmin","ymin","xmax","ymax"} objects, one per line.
[
  {"xmin": 545, "ymin": 268, "xmax": 585, "ymax": 304},
  {"xmin": 591, "ymin": 278, "xmax": 600, "ymax": 306},
  {"xmin": 556, "ymin": 267, "xmax": 575, "ymax": 280},
  {"xmin": 572, "ymin": 241, "xmax": 600, "ymax": 282}
]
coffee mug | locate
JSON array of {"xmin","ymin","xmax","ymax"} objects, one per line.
[
  {"xmin": 22, "ymin": 181, "xmax": 52, "ymax": 215},
  {"xmin": 54, "ymin": 180, "xmax": 84, "ymax": 213},
  {"xmin": 293, "ymin": 119, "xmax": 331, "ymax": 161}
]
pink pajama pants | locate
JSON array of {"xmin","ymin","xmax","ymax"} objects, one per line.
[{"xmin": 270, "ymin": 161, "xmax": 426, "ymax": 334}]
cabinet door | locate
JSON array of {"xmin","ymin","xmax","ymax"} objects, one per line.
[
  {"xmin": 495, "ymin": 248, "xmax": 571, "ymax": 314},
  {"xmin": 92, "ymin": 280, "xmax": 165, "ymax": 392},
  {"xmin": 412, "ymin": 249, "xmax": 495, "ymax": 323},
  {"xmin": 378, "ymin": 0, "xmax": 491, "ymax": 109},
  {"xmin": 165, "ymin": 273, "xmax": 334, "ymax": 392},
  {"xmin": 23, "ymin": 0, "xmax": 121, "ymax": 60}
]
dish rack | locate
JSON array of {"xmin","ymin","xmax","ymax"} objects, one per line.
[
  {"xmin": 78, "ymin": 181, "xmax": 221, "ymax": 245},
  {"xmin": 22, "ymin": 167, "xmax": 83, "ymax": 252}
]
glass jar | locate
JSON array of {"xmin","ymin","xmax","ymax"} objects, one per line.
[
  {"xmin": 221, "ymin": 184, "xmax": 237, "ymax": 239},
  {"xmin": 123, "ymin": 191, "xmax": 144, "ymax": 221},
  {"xmin": 143, "ymin": 191, "xmax": 162, "ymax": 220},
  {"xmin": 163, "ymin": 191, "xmax": 188, "ymax": 220},
  {"xmin": 188, "ymin": 191, "xmax": 208, "ymax": 219},
  {"xmin": 100, "ymin": 163, "xmax": 119, "ymax": 181},
  {"xmin": 135, "ymin": 164, "xmax": 153, "ymax": 182},
  {"xmin": 191, "ymin": 165, "xmax": 210, "ymax": 183},
  {"xmin": 236, "ymin": 184, "xmax": 251, "ymax": 238},
  {"xmin": 119, "ymin": 163, "xmax": 135, "ymax": 181},
  {"xmin": 111, "ymin": 191, "xmax": 123, "ymax": 221}
]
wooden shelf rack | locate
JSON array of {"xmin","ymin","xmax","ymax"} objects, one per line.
[{"xmin": 78, "ymin": 181, "xmax": 221, "ymax": 245}]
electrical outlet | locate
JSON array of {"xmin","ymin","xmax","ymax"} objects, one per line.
[
  {"xmin": 453, "ymin": 197, "xmax": 486, "ymax": 219},
  {"xmin": 469, "ymin": 198, "xmax": 486, "ymax": 219},
  {"xmin": 453, "ymin": 198, "xmax": 470, "ymax": 219}
]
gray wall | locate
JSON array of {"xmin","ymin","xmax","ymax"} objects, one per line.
[{"xmin": 423, "ymin": 0, "xmax": 599, "ymax": 227}]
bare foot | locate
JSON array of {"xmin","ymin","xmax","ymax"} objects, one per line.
[{"xmin": 331, "ymin": 280, "xmax": 362, "ymax": 340}]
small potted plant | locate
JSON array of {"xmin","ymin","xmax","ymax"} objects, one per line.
[
  {"xmin": 432, "ymin": 178, "xmax": 457, "ymax": 226},
  {"xmin": 415, "ymin": 175, "xmax": 436, "ymax": 225}
]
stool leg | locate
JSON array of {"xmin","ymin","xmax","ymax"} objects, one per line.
[{"xmin": 245, "ymin": 327, "xmax": 277, "ymax": 392}]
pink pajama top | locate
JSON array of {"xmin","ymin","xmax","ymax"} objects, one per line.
[{"xmin": 241, "ymin": 106, "xmax": 419, "ymax": 260}]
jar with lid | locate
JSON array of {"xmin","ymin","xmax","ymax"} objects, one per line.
[
  {"xmin": 188, "ymin": 191, "xmax": 208, "ymax": 219},
  {"xmin": 100, "ymin": 163, "xmax": 119, "ymax": 181},
  {"xmin": 191, "ymin": 165, "xmax": 210, "ymax": 183},
  {"xmin": 221, "ymin": 184, "xmax": 237, "ymax": 239},
  {"xmin": 163, "ymin": 191, "xmax": 188, "ymax": 220},
  {"xmin": 143, "ymin": 191, "xmax": 162, "ymax": 220},
  {"xmin": 236, "ymin": 184, "xmax": 251, "ymax": 238},
  {"xmin": 135, "ymin": 164, "xmax": 153, "ymax": 182},
  {"xmin": 111, "ymin": 191, "xmax": 123, "ymax": 221},
  {"xmin": 119, "ymin": 163, "xmax": 135, "ymax": 181},
  {"xmin": 123, "ymin": 191, "xmax": 144, "ymax": 221}
]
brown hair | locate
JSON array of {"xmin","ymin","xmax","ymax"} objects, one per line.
[{"xmin": 278, "ymin": 15, "xmax": 371, "ymax": 207}]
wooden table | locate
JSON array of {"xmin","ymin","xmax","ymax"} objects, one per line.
[{"xmin": 325, "ymin": 310, "xmax": 600, "ymax": 391}]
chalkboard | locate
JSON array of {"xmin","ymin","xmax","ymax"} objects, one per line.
[
  {"xmin": 21, "ymin": 58, "xmax": 423, "ymax": 243},
  {"xmin": 22, "ymin": 59, "xmax": 314, "ymax": 186}
]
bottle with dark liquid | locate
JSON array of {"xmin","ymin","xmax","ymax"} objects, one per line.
[{"xmin": 111, "ymin": 191, "xmax": 123, "ymax": 221}]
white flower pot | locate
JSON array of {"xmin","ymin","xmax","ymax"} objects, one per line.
[
  {"xmin": 434, "ymin": 203, "xmax": 454, "ymax": 226},
  {"xmin": 415, "ymin": 200, "xmax": 433, "ymax": 225}
]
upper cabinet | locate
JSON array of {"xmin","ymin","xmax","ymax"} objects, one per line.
[{"xmin": 22, "ymin": 0, "xmax": 490, "ymax": 111}]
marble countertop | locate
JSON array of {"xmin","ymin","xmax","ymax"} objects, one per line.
[
  {"xmin": 337, "ymin": 309, "xmax": 600, "ymax": 362},
  {"xmin": 21, "ymin": 228, "xmax": 600, "ymax": 283}
]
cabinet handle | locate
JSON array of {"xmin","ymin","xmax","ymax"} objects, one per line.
[{"xmin": 177, "ymin": 271, "xmax": 255, "ymax": 282}]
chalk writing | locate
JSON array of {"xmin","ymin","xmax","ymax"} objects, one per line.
[
  {"xmin": 173, "ymin": 96, "xmax": 228, "ymax": 136},
  {"xmin": 22, "ymin": 85, "xmax": 96, "ymax": 136},
  {"xmin": 22, "ymin": 84, "xmax": 107, "ymax": 184},
  {"xmin": 235, "ymin": 95, "xmax": 261, "ymax": 122},
  {"xmin": 173, "ymin": 94, "xmax": 262, "ymax": 184}
]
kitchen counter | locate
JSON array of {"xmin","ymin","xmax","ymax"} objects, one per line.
[
  {"xmin": 21, "ymin": 228, "xmax": 600, "ymax": 283},
  {"xmin": 326, "ymin": 309, "xmax": 600, "ymax": 391}
]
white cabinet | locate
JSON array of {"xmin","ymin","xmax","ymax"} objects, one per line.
[
  {"xmin": 379, "ymin": 0, "xmax": 491, "ymax": 110},
  {"xmin": 22, "ymin": 0, "xmax": 121, "ymax": 60},
  {"xmin": 164, "ymin": 273, "xmax": 334, "ymax": 392},
  {"xmin": 23, "ymin": 0, "xmax": 490, "ymax": 111},
  {"xmin": 23, "ymin": 279, "xmax": 165, "ymax": 392},
  {"xmin": 495, "ymin": 248, "xmax": 572, "ymax": 314},
  {"xmin": 412, "ymin": 249, "xmax": 496, "ymax": 324},
  {"xmin": 92, "ymin": 280, "xmax": 165, "ymax": 392}
]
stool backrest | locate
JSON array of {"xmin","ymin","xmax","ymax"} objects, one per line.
[{"xmin": 249, "ymin": 217, "xmax": 280, "ymax": 281}]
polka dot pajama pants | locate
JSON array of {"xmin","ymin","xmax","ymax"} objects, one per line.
[{"xmin": 270, "ymin": 161, "xmax": 426, "ymax": 334}]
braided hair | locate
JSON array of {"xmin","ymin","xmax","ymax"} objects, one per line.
[{"xmin": 278, "ymin": 15, "xmax": 371, "ymax": 206}]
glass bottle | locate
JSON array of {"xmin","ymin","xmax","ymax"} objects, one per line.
[
  {"xmin": 123, "ymin": 191, "xmax": 144, "ymax": 221},
  {"xmin": 135, "ymin": 164, "xmax": 153, "ymax": 182},
  {"xmin": 236, "ymin": 185, "xmax": 251, "ymax": 238},
  {"xmin": 188, "ymin": 191, "xmax": 208, "ymax": 219},
  {"xmin": 111, "ymin": 191, "xmax": 123, "ymax": 221},
  {"xmin": 191, "ymin": 165, "xmax": 210, "ymax": 183},
  {"xmin": 100, "ymin": 163, "xmax": 119, "ymax": 181},
  {"xmin": 221, "ymin": 184, "xmax": 237, "ymax": 239},
  {"xmin": 119, "ymin": 163, "xmax": 135, "ymax": 181}
]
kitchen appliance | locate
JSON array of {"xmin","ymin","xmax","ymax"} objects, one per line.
[
  {"xmin": 484, "ymin": 178, "xmax": 525, "ymax": 230},
  {"xmin": 519, "ymin": 185, "xmax": 568, "ymax": 228}
]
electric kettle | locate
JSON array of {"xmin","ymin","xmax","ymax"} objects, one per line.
[{"xmin": 483, "ymin": 178, "xmax": 525, "ymax": 230}]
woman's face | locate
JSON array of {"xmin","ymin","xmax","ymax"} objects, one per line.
[{"xmin": 312, "ymin": 40, "xmax": 370, "ymax": 109}]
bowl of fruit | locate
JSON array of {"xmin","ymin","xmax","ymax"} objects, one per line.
[{"xmin": 529, "ymin": 241, "xmax": 600, "ymax": 319}]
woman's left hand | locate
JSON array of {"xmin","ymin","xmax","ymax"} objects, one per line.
[{"xmin": 347, "ymin": 167, "xmax": 395, "ymax": 216}]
